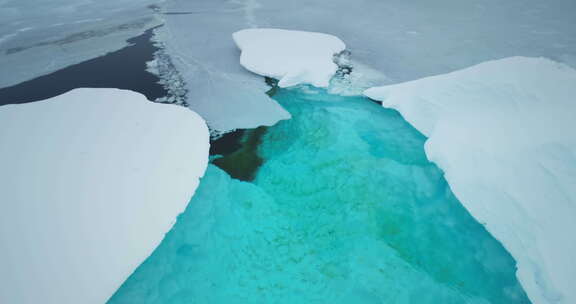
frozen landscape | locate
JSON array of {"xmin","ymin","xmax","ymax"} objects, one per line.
[{"xmin": 0, "ymin": 0, "xmax": 575, "ymax": 303}]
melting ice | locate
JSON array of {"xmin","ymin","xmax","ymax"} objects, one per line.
[{"xmin": 110, "ymin": 88, "xmax": 529, "ymax": 304}]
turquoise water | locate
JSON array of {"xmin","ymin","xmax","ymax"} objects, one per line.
[{"xmin": 109, "ymin": 88, "xmax": 530, "ymax": 303}]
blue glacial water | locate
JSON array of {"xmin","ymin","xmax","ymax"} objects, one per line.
[{"xmin": 109, "ymin": 87, "xmax": 530, "ymax": 303}]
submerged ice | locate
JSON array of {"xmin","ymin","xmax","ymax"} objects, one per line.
[{"xmin": 110, "ymin": 88, "xmax": 529, "ymax": 304}]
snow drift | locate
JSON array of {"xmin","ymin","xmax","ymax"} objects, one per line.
[
  {"xmin": 0, "ymin": 88, "xmax": 210, "ymax": 304},
  {"xmin": 233, "ymin": 28, "xmax": 346, "ymax": 88},
  {"xmin": 365, "ymin": 57, "xmax": 576, "ymax": 304}
]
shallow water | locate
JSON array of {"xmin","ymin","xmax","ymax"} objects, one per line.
[{"xmin": 110, "ymin": 87, "xmax": 529, "ymax": 304}]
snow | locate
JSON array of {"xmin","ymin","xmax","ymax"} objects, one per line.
[
  {"xmin": 364, "ymin": 57, "xmax": 576, "ymax": 304},
  {"xmin": 0, "ymin": 0, "xmax": 161, "ymax": 89},
  {"xmin": 0, "ymin": 88, "xmax": 210, "ymax": 304},
  {"xmin": 233, "ymin": 28, "xmax": 346, "ymax": 88}
]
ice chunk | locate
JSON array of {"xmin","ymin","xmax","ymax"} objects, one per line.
[
  {"xmin": 0, "ymin": 88, "xmax": 210, "ymax": 304},
  {"xmin": 365, "ymin": 57, "xmax": 576, "ymax": 304},
  {"xmin": 233, "ymin": 28, "xmax": 346, "ymax": 88}
]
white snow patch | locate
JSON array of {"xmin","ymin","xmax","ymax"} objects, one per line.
[
  {"xmin": 233, "ymin": 28, "xmax": 346, "ymax": 88},
  {"xmin": 0, "ymin": 88, "xmax": 210, "ymax": 304},
  {"xmin": 365, "ymin": 56, "xmax": 576, "ymax": 304}
]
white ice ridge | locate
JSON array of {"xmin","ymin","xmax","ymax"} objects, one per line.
[
  {"xmin": 364, "ymin": 57, "xmax": 576, "ymax": 304},
  {"xmin": 233, "ymin": 28, "xmax": 346, "ymax": 88},
  {"xmin": 0, "ymin": 88, "xmax": 210, "ymax": 304}
]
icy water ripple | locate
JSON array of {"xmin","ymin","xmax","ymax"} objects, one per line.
[{"xmin": 109, "ymin": 88, "xmax": 529, "ymax": 304}]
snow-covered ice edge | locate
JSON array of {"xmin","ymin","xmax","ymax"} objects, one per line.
[
  {"xmin": 365, "ymin": 57, "xmax": 576, "ymax": 304},
  {"xmin": 0, "ymin": 88, "xmax": 210, "ymax": 304},
  {"xmin": 233, "ymin": 28, "xmax": 346, "ymax": 88}
]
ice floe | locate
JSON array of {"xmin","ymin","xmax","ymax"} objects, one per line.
[
  {"xmin": 365, "ymin": 56, "xmax": 576, "ymax": 304},
  {"xmin": 0, "ymin": 88, "xmax": 209, "ymax": 304},
  {"xmin": 233, "ymin": 28, "xmax": 346, "ymax": 88}
]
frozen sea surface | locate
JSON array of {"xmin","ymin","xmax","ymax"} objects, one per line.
[
  {"xmin": 155, "ymin": 0, "xmax": 576, "ymax": 132},
  {"xmin": 110, "ymin": 88, "xmax": 529, "ymax": 304}
]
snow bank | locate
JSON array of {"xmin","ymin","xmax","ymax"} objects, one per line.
[
  {"xmin": 233, "ymin": 28, "xmax": 346, "ymax": 88},
  {"xmin": 0, "ymin": 88, "xmax": 210, "ymax": 304},
  {"xmin": 364, "ymin": 57, "xmax": 576, "ymax": 304}
]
